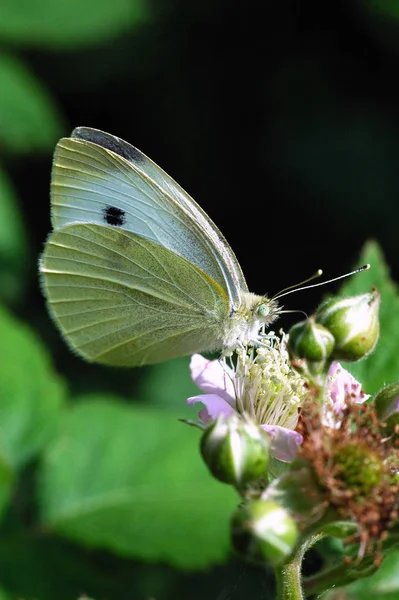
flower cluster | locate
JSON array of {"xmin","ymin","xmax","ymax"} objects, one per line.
[
  {"xmin": 187, "ymin": 338, "xmax": 370, "ymax": 463},
  {"xmin": 183, "ymin": 287, "xmax": 399, "ymax": 581}
]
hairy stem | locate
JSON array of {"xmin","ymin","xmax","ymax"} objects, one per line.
[{"xmin": 274, "ymin": 534, "xmax": 323, "ymax": 600}]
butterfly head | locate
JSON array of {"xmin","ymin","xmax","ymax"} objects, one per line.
[
  {"xmin": 221, "ymin": 292, "xmax": 281, "ymax": 352},
  {"xmin": 250, "ymin": 294, "xmax": 281, "ymax": 332}
]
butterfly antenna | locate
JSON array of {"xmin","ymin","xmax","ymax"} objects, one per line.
[
  {"xmin": 273, "ymin": 269, "xmax": 323, "ymax": 299},
  {"xmin": 278, "ymin": 309, "xmax": 309, "ymax": 318},
  {"xmin": 273, "ymin": 264, "xmax": 370, "ymax": 301}
]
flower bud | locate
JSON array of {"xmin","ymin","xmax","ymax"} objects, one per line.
[
  {"xmin": 231, "ymin": 500, "xmax": 298, "ymax": 565},
  {"xmin": 288, "ymin": 318, "xmax": 335, "ymax": 372},
  {"xmin": 375, "ymin": 382, "xmax": 399, "ymax": 436},
  {"xmin": 315, "ymin": 290, "xmax": 380, "ymax": 362},
  {"xmin": 200, "ymin": 415, "xmax": 269, "ymax": 488}
]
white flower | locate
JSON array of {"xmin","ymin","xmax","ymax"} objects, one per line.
[
  {"xmin": 323, "ymin": 361, "xmax": 370, "ymax": 427},
  {"xmin": 187, "ymin": 335, "xmax": 306, "ymax": 462}
]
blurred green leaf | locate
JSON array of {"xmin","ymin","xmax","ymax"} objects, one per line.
[
  {"xmin": 0, "ymin": 164, "xmax": 29, "ymax": 304},
  {"xmin": 138, "ymin": 356, "xmax": 198, "ymax": 417},
  {"xmin": 0, "ymin": 520, "xmax": 184, "ymax": 600},
  {"xmin": 0, "ymin": 587, "xmax": 11, "ymax": 600},
  {"xmin": 367, "ymin": 0, "xmax": 399, "ymax": 20},
  {"xmin": 39, "ymin": 397, "xmax": 238, "ymax": 569},
  {"xmin": 0, "ymin": 53, "xmax": 64, "ymax": 154},
  {"xmin": 337, "ymin": 241, "xmax": 399, "ymax": 394},
  {"xmin": 0, "ymin": 303, "xmax": 66, "ymax": 469},
  {"xmin": 0, "ymin": 0, "xmax": 149, "ymax": 49},
  {"xmin": 0, "ymin": 455, "xmax": 14, "ymax": 521},
  {"xmin": 325, "ymin": 550, "xmax": 399, "ymax": 599}
]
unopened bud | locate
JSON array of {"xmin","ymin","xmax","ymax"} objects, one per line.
[
  {"xmin": 315, "ymin": 290, "xmax": 380, "ymax": 362},
  {"xmin": 200, "ymin": 415, "xmax": 269, "ymax": 488},
  {"xmin": 231, "ymin": 500, "xmax": 298, "ymax": 566},
  {"xmin": 288, "ymin": 318, "xmax": 335, "ymax": 372}
]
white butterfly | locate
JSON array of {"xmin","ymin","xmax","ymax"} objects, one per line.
[{"xmin": 39, "ymin": 127, "xmax": 280, "ymax": 366}]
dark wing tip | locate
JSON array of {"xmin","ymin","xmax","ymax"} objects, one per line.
[{"xmin": 71, "ymin": 126, "xmax": 145, "ymax": 165}]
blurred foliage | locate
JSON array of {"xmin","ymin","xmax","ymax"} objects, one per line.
[
  {"xmin": 1, "ymin": 0, "xmax": 399, "ymax": 598},
  {"xmin": 39, "ymin": 398, "xmax": 237, "ymax": 568},
  {"xmin": 0, "ymin": 0, "xmax": 148, "ymax": 48},
  {"xmin": 0, "ymin": 53, "xmax": 64, "ymax": 154},
  {"xmin": 367, "ymin": 0, "xmax": 399, "ymax": 20},
  {"xmin": 0, "ymin": 165, "xmax": 28, "ymax": 304},
  {"xmin": 0, "ymin": 303, "xmax": 65, "ymax": 469}
]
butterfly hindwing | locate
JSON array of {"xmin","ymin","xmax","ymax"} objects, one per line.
[{"xmin": 40, "ymin": 223, "xmax": 230, "ymax": 366}]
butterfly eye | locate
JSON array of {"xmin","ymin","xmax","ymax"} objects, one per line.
[{"xmin": 257, "ymin": 303, "xmax": 270, "ymax": 318}]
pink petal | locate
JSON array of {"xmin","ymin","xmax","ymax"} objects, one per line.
[
  {"xmin": 327, "ymin": 362, "xmax": 370, "ymax": 415},
  {"xmin": 261, "ymin": 424, "xmax": 303, "ymax": 462},
  {"xmin": 187, "ymin": 393, "xmax": 236, "ymax": 425},
  {"xmin": 190, "ymin": 354, "xmax": 236, "ymax": 405}
]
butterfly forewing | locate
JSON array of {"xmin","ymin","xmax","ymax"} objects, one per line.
[
  {"xmin": 40, "ymin": 223, "xmax": 230, "ymax": 366},
  {"xmin": 50, "ymin": 127, "xmax": 247, "ymax": 307}
]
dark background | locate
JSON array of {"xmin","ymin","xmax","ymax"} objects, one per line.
[
  {"xmin": 1, "ymin": 1, "xmax": 399, "ymax": 598},
  {"xmin": 10, "ymin": 0, "xmax": 399, "ymax": 319}
]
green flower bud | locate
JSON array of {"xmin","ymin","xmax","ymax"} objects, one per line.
[
  {"xmin": 231, "ymin": 500, "xmax": 298, "ymax": 566},
  {"xmin": 375, "ymin": 382, "xmax": 399, "ymax": 436},
  {"xmin": 315, "ymin": 290, "xmax": 380, "ymax": 362},
  {"xmin": 200, "ymin": 415, "xmax": 269, "ymax": 488},
  {"xmin": 288, "ymin": 318, "xmax": 335, "ymax": 371}
]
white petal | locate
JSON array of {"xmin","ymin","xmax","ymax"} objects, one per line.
[
  {"xmin": 187, "ymin": 393, "xmax": 236, "ymax": 424},
  {"xmin": 190, "ymin": 354, "xmax": 236, "ymax": 405}
]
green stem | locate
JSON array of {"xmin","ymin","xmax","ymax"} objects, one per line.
[
  {"xmin": 275, "ymin": 559, "xmax": 304, "ymax": 600},
  {"xmin": 274, "ymin": 534, "xmax": 323, "ymax": 600}
]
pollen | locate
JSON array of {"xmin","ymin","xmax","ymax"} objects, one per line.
[{"xmin": 232, "ymin": 334, "xmax": 307, "ymax": 430}]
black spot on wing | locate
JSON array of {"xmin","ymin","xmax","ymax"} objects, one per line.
[
  {"xmin": 72, "ymin": 127, "xmax": 145, "ymax": 164},
  {"xmin": 103, "ymin": 205, "xmax": 126, "ymax": 226}
]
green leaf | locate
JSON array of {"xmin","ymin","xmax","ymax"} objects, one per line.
[
  {"xmin": 138, "ymin": 356, "xmax": 199, "ymax": 417},
  {"xmin": 0, "ymin": 53, "xmax": 64, "ymax": 154},
  {"xmin": 0, "ymin": 0, "xmax": 149, "ymax": 49},
  {"xmin": 0, "ymin": 164, "xmax": 29, "ymax": 304},
  {"xmin": 0, "ymin": 454, "xmax": 14, "ymax": 521},
  {"xmin": 338, "ymin": 241, "xmax": 399, "ymax": 394},
  {"xmin": 0, "ymin": 587, "xmax": 12, "ymax": 600},
  {"xmin": 0, "ymin": 303, "xmax": 66, "ymax": 470},
  {"xmin": 39, "ymin": 398, "xmax": 238, "ymax": 569}
]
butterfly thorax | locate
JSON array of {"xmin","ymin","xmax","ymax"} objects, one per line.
[{"xmin": 221, "ymin": 292, "xmax": 281, "ymax": 350}]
